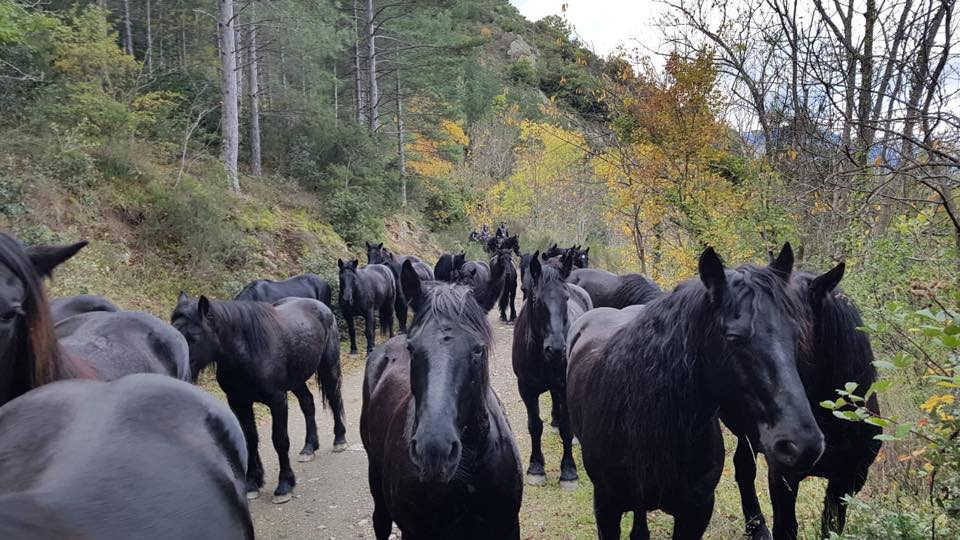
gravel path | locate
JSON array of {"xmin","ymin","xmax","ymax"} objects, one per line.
[{"xmin": 250, "ymin": 313, "xmax": 524, "ymax": 539}]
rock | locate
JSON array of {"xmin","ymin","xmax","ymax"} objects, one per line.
[{"xmin": 507, "ymin": 36, "xmax": 537, "ymax": 65}]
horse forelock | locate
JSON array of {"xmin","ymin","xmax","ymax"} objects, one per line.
[
  {"xmin": 735, "ymin": 264, "xmax": 813, "ymax": 361},
  {"xmin": 414, "ymin": 282, "xmax": 493, "ymax": 351}
]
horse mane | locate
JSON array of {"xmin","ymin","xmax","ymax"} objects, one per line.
[
  {"xmin": 0, "ymin": 234, "xmax": 92, "ymax": 394},
  {"xmin": 612, "ymin": 274, "xmax": 664, "ymax": 308},
  {"xmin": 597, "ymin": 264, "xmax": 810, "ymax": 482},
  {"xmin": 207, "ymin": 300, "xmax": 284, "ymax": 360},
  {"xmin": 795, "ymin": 272, "xmax": 876, "ymax": 388}
]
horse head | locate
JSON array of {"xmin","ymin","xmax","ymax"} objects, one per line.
[{"xmin": 400, "ymin": 261, "xmax": 492, "ymax": 483}]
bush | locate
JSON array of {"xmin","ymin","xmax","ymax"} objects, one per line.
[
  {"xmin": 328, "ymin": 188, "xmax": 383, "ymax": 248},
  {"xmin": 507, "ymin": 59, "xmax": 538, "ymax": 86}
]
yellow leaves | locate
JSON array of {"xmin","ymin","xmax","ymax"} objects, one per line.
[
  {"xmin": 921, "ymin": 393, "xmax": 954, "ymax": 412},
  {"xmin": 406, "ymin": 120, "xmax": 468, "ymax": 180},
  {"xmin": 442, "ymin": 121, "xmax": 469, "ymax": 146}
]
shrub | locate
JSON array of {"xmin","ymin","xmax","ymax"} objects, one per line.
[
  {"xmin": 328, "ymin": 188, "xmax": 383, "ymax": 248},
  {"xmin": 507, "ymin": 59, "xmax": 538, "ymax": 86}
]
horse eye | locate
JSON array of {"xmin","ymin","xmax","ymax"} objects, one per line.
[
  {"xmin": 0, "ymin": 310, "xmax": 17, "ymax": 322},
  {"xmin": 725, "ymin": 333, "xmax": 747, "ymax": 344},
  {"xmin": 471, "ymin": 345, "xmax": 484, "ymax": 356}
]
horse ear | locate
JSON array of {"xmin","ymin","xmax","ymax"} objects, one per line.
[
  {"xmin": 178, "ymin": 291, "xmax": 189, "ymax": 304},
  {"xmin": 337, "ymin": 258, "xmax": 344, "ymax": 270},
  {"xmin": 561, "ymin": 250, "xmax": 574, "ymax": 278},
  {"xmin": 351, "ymin": 259, "xmax": 359, "ymax": 269},
  {"xmin": 810, "ymin": 262, "xmax": 845, "ymax": 306},
  {"xmin": 698, "ymin": 247, "xmax": 727, "ymax": 304},
  {"xmin": 769, "ymin": 242, "xmax": 794, "ymax": 280},
  {"xmin": 530, "ymin": 251, "xmax": 542, "ymax": 283},
  {"xmin": 27, "ymin": 240, "xmax": 88, "ymax": 278},
  {"xmin": 400, "ymin": 260, "xmax": 423, "ymax": 310},
  {"xmin": 365, "ymin": 241, "xmax": 370, "ymax": 249},
  {"xmin": 583, "ymin": 247, "xmax": 589, "ymax": 255},
  {"xmin": 198, "ymin": 295, "xmax": 213, "ymax": 321},
  {"xmin": 377, "ymin": 242, "xmax": 383, "ymax": 249}
]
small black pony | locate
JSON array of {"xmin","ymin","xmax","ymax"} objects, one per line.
[
  {"xmin": 361, "ymin": 259, "xmax": 521, "ymax": 539},
  {"xmin": 513, "ymin": 251, "xmax": 592, "ymax": 489},
  {"xmin": 50, "ymin": 294, "xmax": 118, "ymax": 322},
  {"xmin": 172, "ymin": 294, "xmax": 345, "ymax": 503},
  {"xmin": 566, "ymin": 245, "xmax": 825, "ymax": 539},
  {"xmin": 453, "ymin": 258, "xmax": 491, "ymax": 290},
  {"xmin": 567, "ymin": 267, "xmax": 662, "ymax": 308},
  {"xmin": 367, "ymin": 245, "xmax": 434, "ymax": 334},
  {"xmin": 723, "ymin": 263, "xmax": 882, "ymax": 540},
  {"xmin": 234, "ymin": 274, "xmax": 332, "ymax": 306},
  {"xmin": 0, "ymin": 233, "xmax": 252, "ymax": 537},
  {"xmin": 496, "ymin": 248, "xmax": 519, "ymax": 322},
  {"xmin": 338, "ymin": 259, "xmax": 396, "ymax": 354}
]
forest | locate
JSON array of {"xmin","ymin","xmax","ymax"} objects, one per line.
[{"xmin": 1, "ymin": 0, "xmax": 960, "ymax": 538}]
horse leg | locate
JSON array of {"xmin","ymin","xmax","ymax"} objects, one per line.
[
  {"xmin": 509, "ymin": 288, "xmax": 516, "ymax": 322},
  {"xmin": 346, "ymin": 315, "xmax": 358, "ymax": 355},
  {"xmin": 593, "ymin": 489, "xmax": 623, "ymax": 540},
  {"xmin": 394, "ymin": 292, "xmax": 407, "ymax": 334},
  {"xmin": 317, "ymin": 354, "xmax": 347, "ymax": 451},
  {"xmin": 364, "ymin": 308, "xmax": 376, "ymax": 353},
  {"xmin": 368, "ymin": 462, "xmax": 392, "ymax": 540},
  {"xmin": 629, "ymin": 510, "xmax": 650, "ymax": 540},
  {"xmin": 227, "ymin": 396, "xmax": 264, "ymax": 498},
  {"xmin": 733, "ymin": 437, "xmax": 772, "ymax": 540},
  {"xmin": 821, "ymin": 473, "xmax": 862, "ymax": 538},
  {"xmin": 551, "ymin": 387, "xmax": 578, "ymax": 489},
  {"xmin": 291, "ymin": 384, "xmax": 319, "ymax": 461},
  {"xmin": 769, "ymin": 472, "xmax": 801, "ymax": 540},
  {"xmin": 268, "ymin": 394, "xmax": 295, "ymax": 504},
  {"xmin": 499, "ymin": 289, "xmax": 508, "ymax": 322},
  {"xmin": 382, "ymin": 301, "xmax": 394, "ymax": 338},
  {"xmin": 519, "ymin": 384, "xmax": 546, "ymax": 485},
  {"xmin": 672, "ymin": 495, "xmax": 715, "ymax": 540},
  {"xmin": 549, "ymin": 398, "xmax": 560, "ymax": 431}
]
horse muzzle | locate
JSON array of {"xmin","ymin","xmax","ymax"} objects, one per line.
[{"xmin": 409, "ymin": 433, "xmax": 461, "ymax": 483}]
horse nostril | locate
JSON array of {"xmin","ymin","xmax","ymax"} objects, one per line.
[{"xmin": 773, "ymin": 439, "xmax": 800, "ymax": 465}]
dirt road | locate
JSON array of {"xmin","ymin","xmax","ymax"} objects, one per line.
[{"xmin": 250, "ymin": 313, "xmax": 526, "ymax": 539}]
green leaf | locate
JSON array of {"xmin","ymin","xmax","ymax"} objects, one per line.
[
  {"xmin": 866, "ymin": 380, "xmax": 892, "ymax": 399},
  {"xmin": 892, "ymin": 352, "xmax": 914, "ymax": 369},
  {"xmin": 864, "ymin": 417, "xmax": 892, "ymax": 428},
  {"xmin": 820, "ymin": 400, "xmax": 837, "ymax": 410},
  {"xmin": 873, "ymin": 360, "xmax": 896, "ymax": 371},
  {"xmin": 895, "ymin": 424, "xmax": 913, "ymax": 438},
  {"xmin": 944, "ymin": 324, "xmax": 960, "ymax": 336},
  {"xmin": 833, "ymin": 410, "xmax": 861, "ymax": 422},
  {"xmin": 874, "ymin": 434, "xmax": 899, "ymax": 442},
  {"xmin": 844, "ymin": 382, "xmax": 858, "ymax": 394},
  {"xmin": 942, "ymin": 334, "xmax": 960, "ymax": 348}
]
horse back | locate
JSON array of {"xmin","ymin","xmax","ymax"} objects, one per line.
[
  {"xmin": 0, "ymin": 375, "xmax": 253, "ymax": 539},
  {"xmin": 361, "ymin": 264, "xmax": 396, "ymax": 306},
  {"xmin": 49, "ymin": 295, "xmax": 119, "ymax": 323},
  {"xmin": 55, "ymin": 311, "xmax": 190, "ymax": 381}
]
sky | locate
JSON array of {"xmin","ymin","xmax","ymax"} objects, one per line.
[{"xmin": 508, "ymin": 0, "xmax": 668, "ymax": 59}]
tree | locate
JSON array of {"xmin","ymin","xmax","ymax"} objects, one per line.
[
  {"xmin": 219, "ymin": 0, "xmax": 240, "ymax": 192},
  {"xmin": 247, "ymin": 0, "xmax": 262, "ymax": 177}
]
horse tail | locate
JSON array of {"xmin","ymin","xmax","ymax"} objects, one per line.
[
  {"xmin": 613, "ymin": 274, "xmax": 664, "ymax": 308},
  {"xmin": 378, "ymin": 297, "xmax": 393, "ymax": 336},
  {"xmin": 316, "ymin": 321, "xmax": 342, "ymax": 411}
]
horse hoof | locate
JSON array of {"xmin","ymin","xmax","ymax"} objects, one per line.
[
  {"xmin": 526, "ymin": 473, "xmax": 547, "ymax": 486},
  {"xmin": 333, "ymin": 441, "xmax": 348, "ymax": 453},
  {"xmin": 272, "ymin": 493, "xmax": 293, "ymax": 505},
  {"xmin": 246, "ymin": 490, "xmax": 260, "ymax": 500},
  {"xmin": 559, "ymin": 479, "xmax": 579, "ymax": 491},
  {"xmin": 297, "ymin": 452, "xmax": 315, "ymax": 463},
  {"xmin": 572, "ymin": 436, "xmax": 579, "ymax": 446}
]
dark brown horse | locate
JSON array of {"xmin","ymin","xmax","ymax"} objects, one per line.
[
  {"xmin": 723, "ymin": 264, "xmax": 882, "ymax": 540},
  {"xmin": 234, "ymin": 274, "xmax": 332, "ymax": 306},
  {"xmin": 513, "ymin": 251, "xmax": 592, "ymax": 489},
  {"xmin": 567, "ymin": 245, "xmax": 825, "ymax": 539},
  {"xmin": 338, "ymin": 259, "xmax": 396, "ymax": 354},
  {"xmin": 361, "ymin": 259, "xmax": 520, "ymax": 539},
  {"xmin": 0, "ymin": 233, "xmax": 252, "ymax": 537}
]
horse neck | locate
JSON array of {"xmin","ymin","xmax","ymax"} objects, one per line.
[{"xmin": 0, "ymin": 326, "xmax": 87, "ymax": 407}]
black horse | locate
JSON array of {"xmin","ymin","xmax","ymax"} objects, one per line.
[
  {"xmin": 567, "ymin": 267, "xmax": 662, "ymax": 308},
  {"xmin": 513, "ymin": 251, "xmax": 592, "ymax": 489},
  {"xmin": 171, "ymin": 294, "xmax": 346, "ymax": 503},
  {"xmin": 0, "ymin": 234, "xmax": 253, "ymax": 537},
  {"xmin": 234, "ymin": 274, "xmax": 332, "ymax": 306},
  {"xmin": 434, "ymin": 252, "xmax": 463, "ymax": 283},
  {"xmin": 50, "ymin": 294, "xmax": 118, "ymax": 322},
  {"xmin": 379, "ymin": 252, "xmax": 434, "ymax": 334},
  {"xmin": 360, "ymin": 259, "xmax": 521, "ymax": 539},
  {"xmin": 55, "ymin": 310, "xmax": 191, "ymax": 380},
  {"xmin": 453, "ymin": 259, "xmax": 491, "ymax": 290},
  {"xmin": 0, "ymin": 237, "xmax": 189, "ymax": 385},
  {"xmin": 723, "ymin": 263, "xmax": 881, "ymax": 540},
  {"xmin": 496, "ymin": 249, "xmax": 519, "ymax": 322},
  {"xmin": 566, "ymin": 245, "xmax": 825, "ymax": 539},
  {"xmin": 0, "ymin": 374, "xmax": 254, "ymax": 539},
  {"xmin": 338, "ymin": 259, "xmax": 396, "ymax": 354}
]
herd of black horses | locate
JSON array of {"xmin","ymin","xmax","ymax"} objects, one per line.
[{"xmin": 0, "ymin": 229, "xmax": 881, "ymax": 539}]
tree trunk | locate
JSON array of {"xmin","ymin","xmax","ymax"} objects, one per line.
[
  {"xmin": 248, "ymin": 2, "xmax": 262, "ymax": 177},
  {"xmin": 219, "ymin": 0, "xmax": 241, "ymax": 193},
  {"xmin": 856, "ymin": 0, "xmax": 876, "ymax": 164},
  {"xmin": 353, "ymin": 0, "xmax": 364, "ymax": 123},
  {"xmin": 334, "ymin": 63, "xmax": 339, "ymax": 127},
  {"xmin": 396, "ymin": 50, "xmax": 406, "ymax": 206},
  {"xmin": 123, "ymin": 0, "xmax": 134, "ymax": 56},
  {"xmin": 366, "ymin": 0, "xmax": 379, "ymax": 131},
  {"xmin": 146, "ymin": 0, "xmax": 153, "ymax": 73}
]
